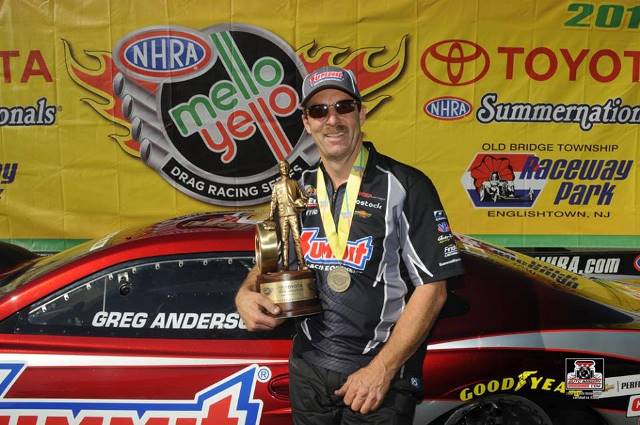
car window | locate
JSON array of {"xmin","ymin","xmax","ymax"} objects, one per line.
[{"xmin": 8, "ymin": 253, "xmax": 295, "ymax": 339}]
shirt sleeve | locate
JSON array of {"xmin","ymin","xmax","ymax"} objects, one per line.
[{"xmin": 398, "ymin": 172, "xmax": 464, "ymax": 285}]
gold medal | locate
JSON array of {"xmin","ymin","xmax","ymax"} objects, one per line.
[{"xmin": 327, "ymin": 266, "xmax": 351, "ymax": 293}]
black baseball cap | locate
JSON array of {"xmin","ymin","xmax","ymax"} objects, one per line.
[{"xmin": 300, "ymin": 66, "xmax": 361, "ymax": 106}]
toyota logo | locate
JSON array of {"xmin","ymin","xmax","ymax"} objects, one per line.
[{"xmin": 421, "ymin": 39, "xmax": 490, "ymax": 86}]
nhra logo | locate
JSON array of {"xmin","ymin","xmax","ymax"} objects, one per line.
[
  {"xmin": 301, "ymin": 228, "xmax": 373, "ymax": 270},
  {"xmin": 634, "ymin": 255, "xmax": 640, "ymax": 272},
  {"xmin": 0, "ymin": 363, "xmax": 265, "ymax": 425},
  {"xmin": 424, "ymin": 96, "xmax": 472, "ymax": 120},
  {"xmin": 114, "ymin": 27, "xmax": 215, "ymax": 81},
  {"xmin": 112, "ymin": 23, "xmax": 313, "ymax": 205}
]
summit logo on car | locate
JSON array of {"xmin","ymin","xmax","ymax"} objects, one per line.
[{"xmin": 0, "ymin": 363, "xmax": 265, "ymax": 425}]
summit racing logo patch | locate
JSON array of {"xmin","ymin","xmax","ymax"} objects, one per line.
[
  {"xmin": 462, "ymin": 152, "xmax": 633, "ymax": 208},
  {"xmin": 301, "ymin": 228, "xmax": 373, "ymax": 271},
  {"xmin": 0, "ymin": 363, "xmax": 265, "ymax": 425}
]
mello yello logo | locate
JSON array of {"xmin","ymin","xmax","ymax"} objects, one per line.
[
  {"xmin": 70, "ymin": 25, "xmax": 406, "ymax": 206},
  {"xmin": 169, "ymin": 50, "xmax": 298, "ymax": 164},
  {"xmin": 112, "ymin": 24, "xmax": 313, "ymax": 205}
]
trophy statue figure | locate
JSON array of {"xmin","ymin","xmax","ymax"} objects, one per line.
[{"xmin": 255, "ymin": 160, "xmax": 321, "ymax": 318}]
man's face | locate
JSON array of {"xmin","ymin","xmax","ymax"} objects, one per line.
[{"xmin": 302, "ymin": 88, "xmax": 366, "ymax": 163}]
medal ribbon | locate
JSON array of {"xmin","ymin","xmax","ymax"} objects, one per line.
[{"xmin": 316, "ymin": 145, "xmax": 369, "ymax": 261}]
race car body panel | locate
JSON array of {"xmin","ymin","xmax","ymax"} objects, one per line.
[{"xmin": 0, "ymin": 212, "xmax": 637, "ymax": 424}]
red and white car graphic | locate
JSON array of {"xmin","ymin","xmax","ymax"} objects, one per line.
[{"xmin": 0, "ymin": 212, "xmax": 638, "ymax": 425}]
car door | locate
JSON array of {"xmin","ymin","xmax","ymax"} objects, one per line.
[{"xmin": 0, "ymin": 253, "xmax": 294, "ymax": 425}]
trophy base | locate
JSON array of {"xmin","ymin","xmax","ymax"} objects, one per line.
[{"xmin": 258, "ymin": 270, "xmax": 321, "ymax": 319}]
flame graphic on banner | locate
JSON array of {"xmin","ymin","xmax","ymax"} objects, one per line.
[
  {"xmin": 297, "ymin": 35, "xmax": 408, "ymax": 113},
  {"xmin": 63, "ymin": 36, "xmax": 406, "ymax": 158},
  {"xmin": 62, "ymin": 39, "xmax": 140, "ymax": 157}
]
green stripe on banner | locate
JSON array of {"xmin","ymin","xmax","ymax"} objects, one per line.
[
  {"xmin": 211, "ymin": 32, "xmax": 251, "ymax": 99},
  {"xmin": 470, "ymin": 235, "xmax": 640, "ymax": 249},
  {"xmin": 221, "ymin": 31, "xmax": 259, "ymax": 96},
  {"xmin": 1, "ymin": 239, "xmax": 88, "ymax": 254}
]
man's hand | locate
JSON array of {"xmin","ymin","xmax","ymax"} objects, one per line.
[
  {"xmin": 235, "ymin": 268, "xmax": 285, "ymax": 331},
  {"xmin": 335, "ymin": 281, "xmax": 447, "ymax": 414},
  {"xmin": 334, "ymin": 359, "xmax": 393, "ymax": 414}
]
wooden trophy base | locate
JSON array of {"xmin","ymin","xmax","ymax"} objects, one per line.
[{"xmin": 258, "ymin": 269, "xmax": 321, "ymax": 318}]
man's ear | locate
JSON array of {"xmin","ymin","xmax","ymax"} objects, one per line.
[
  {"xmin": 302, "ymin": 112, "xmax": 311, "ymax": 133},
  {"xmin": 359, "ymin": 104, "xmax": 367, "ymax": 125}
]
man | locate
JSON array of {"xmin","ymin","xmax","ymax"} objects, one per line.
[
  {"xmin": 236, "ymin": 66, "xmax": 464, "ymax": 424},
  {"xmin": 266, "ymin": 160, "xmax": 308, "ymax": 269}
]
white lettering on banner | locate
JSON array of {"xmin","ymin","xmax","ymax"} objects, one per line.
[{"xmin": 476, "ymin": 93, "xmax": 640, "ymax": 131}]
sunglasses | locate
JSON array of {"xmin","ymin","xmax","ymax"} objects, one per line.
[{"xmin": 304, "ymin": 100, "xmax": 361, "ymax": 119}]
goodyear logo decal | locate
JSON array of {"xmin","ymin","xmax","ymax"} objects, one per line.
[{"xmin": 0, "ymin": 363, "xmax": 264, "ymax": 424}]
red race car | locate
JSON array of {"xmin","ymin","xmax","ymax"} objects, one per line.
[{"xmin": 0, "ymin": 212, "xmax": 638, "ymax": 425}]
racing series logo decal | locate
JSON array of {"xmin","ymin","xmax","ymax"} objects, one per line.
[
  {"xmin": 63, "ymin": 26, "xmax": 407, "ymax": 206},
  {"xmin": 0, "ymin": 363, "xmax": 266, "ymax": 425},
  {"xmin": 566, "ymin": 358, "xmax": 604, "ymax": 392}
]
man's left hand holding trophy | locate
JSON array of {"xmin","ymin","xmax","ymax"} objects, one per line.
[{"xmin": 255, "ymin": 160, "xmax": 321, "ymax": 318}]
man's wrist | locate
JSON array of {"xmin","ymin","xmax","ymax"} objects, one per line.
[{"xmin": 369, "ymin": 355, "xmax": 397, "ymax": 381}]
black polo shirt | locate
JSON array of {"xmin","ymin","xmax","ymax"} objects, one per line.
[{"xmin": 293, "ymin": 142, "xmax": 464, "ymax": 386}]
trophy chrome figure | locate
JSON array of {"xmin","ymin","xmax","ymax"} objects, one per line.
[{"xmin": 255, "ymin": 161, "xmax": 321, "ymax": 318}]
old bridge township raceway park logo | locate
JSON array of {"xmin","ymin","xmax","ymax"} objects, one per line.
[
  {"xmin": 63, "ymin": 24, "xmax": 405, "ymax": 206},
  {"xmin": 0, "ymin": 362, "xmax": 269, "ymax": 424},
  {"xmin": 461, "ymin": 153, "xmax": 633, "ymax": 208}
]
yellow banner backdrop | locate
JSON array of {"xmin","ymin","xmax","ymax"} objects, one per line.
[{"xmin": 0, "ymin": 0, "xmax": 638, "ymax": 251}]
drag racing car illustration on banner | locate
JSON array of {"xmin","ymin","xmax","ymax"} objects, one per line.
[
  {"xmin": 0, "ymin": 212, "xmax": 638, "ymax": 424},
  {"xmin": 469, "ymin": 154, "xmax": 536, "ymax": 205}
]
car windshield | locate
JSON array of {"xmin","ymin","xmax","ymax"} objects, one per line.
[{"xmin": 0, "ymin": 234, "xmax": 116, "ymax": 296}]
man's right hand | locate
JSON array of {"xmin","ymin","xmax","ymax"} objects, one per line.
[{"xmin": 235, "ymin": 270, "xmax": 285, "ymax": 331}]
